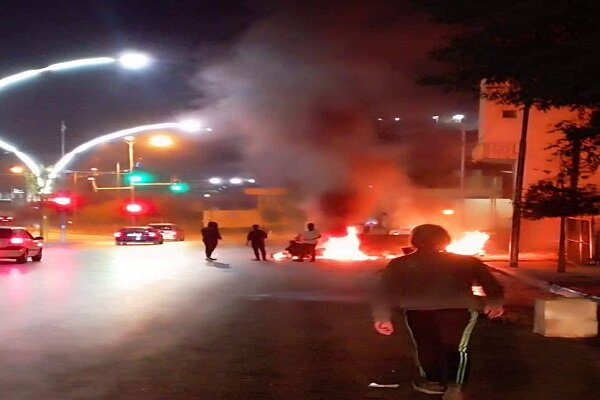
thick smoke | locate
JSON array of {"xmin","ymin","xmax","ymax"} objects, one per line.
[{"xmin": 193, "ymin": 1, "xmax": 462, "ymax": 230}]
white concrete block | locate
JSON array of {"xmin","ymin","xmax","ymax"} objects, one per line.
[{"xmin": 534, "ymin": 298, "xmax": 598, "ymax": 338}]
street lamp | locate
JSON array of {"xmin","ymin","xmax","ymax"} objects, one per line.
[
  {"xmin": 0, "ymin": 52, "xmax": 151, "ymax": 92},
  {"xmin": 45, "ymin": 119, "xmax": 208, "ymax": 193},
  {"xmin": 10, "ymin": 166, "xmax": 24, "ymax": 174},
  {"xmin": 209, "ymin": 177, "xmax": 222, "ymax": 184},
  {"xmin": 452, "ymin": 114, "xmax": 467, "ymax": 227},
  {"xmin": 148, "ymin": 134, "xmax": 174, "ymax": 148}
]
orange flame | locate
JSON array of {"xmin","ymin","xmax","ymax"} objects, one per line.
[
  {"xmin": 446, "ymin": 231, "xmax": 490, "ymax": 256},
  {"xmin": 321, "ymin": 226, "xmax": 378, "ymax": 261}
]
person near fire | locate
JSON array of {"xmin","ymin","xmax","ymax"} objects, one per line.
[
  {"xmin": 201, "ymin": 221, "xmax": 222, "ymax": 261},
  {"xmin": 294, "ymin": 222, "xmax": 322, "ymax": 262},
  {"xmin": 372, "ymin": 224, "xmax": 504, "ymax": 400},
  {"xmin": 247, "ymin": 224, "xmax": 268, "ymax": 261}
]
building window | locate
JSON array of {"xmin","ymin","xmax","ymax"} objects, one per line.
[{"xmin": 502, "ymin": 110, "xmax": 518, "ymax": 118}]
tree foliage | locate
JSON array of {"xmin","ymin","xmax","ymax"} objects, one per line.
[
  {"xmin": 414, "ymin": 0, "xmax": 600, "ymax": 109},
  {"xmin": 523, "ymin": 181, "xmax": 599, "ymax": 219}
]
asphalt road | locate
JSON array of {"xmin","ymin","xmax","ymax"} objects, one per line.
[{"xmin": 0, "ymin": 241, "xmax": 599, "ymax": 400}]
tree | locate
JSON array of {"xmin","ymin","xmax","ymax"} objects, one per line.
[
  {"xmin": 523, "ymin": 112, "xmax": 600, "ymax": 272},
  {"xmin": 414, "ymin": 0, "xmax": 600, "ymax": 267}
]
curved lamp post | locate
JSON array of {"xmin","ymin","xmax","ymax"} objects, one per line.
[
  {"xmin": 44, "ymin": 120, "xmax": 208, "ymax": 193},
  {"xmin": 0, "ymin": 136, "xmax": 43, "ymax": 187},
  {"xmin": 0, "ymin": 52, "xmax": 151, "ymax": 92}
]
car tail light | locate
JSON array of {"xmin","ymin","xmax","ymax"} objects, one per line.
[
  {"xmin": 10, "ymin": 237, "xmax": 24, "ymax": 244},
  {"xmin": 148, "ymin": 232, "xmax": 157, "ymax": 237},
  {"xmin": 114, "ymin": 232, "xmax": 122, "ymax": 238}
]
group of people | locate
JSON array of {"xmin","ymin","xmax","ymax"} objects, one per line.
[
  {"xmin": 202, "ymin": 221, "xmax": 504, "ymax": 399},
  {"xmin": 200, "ymin": 222, "xmax": 321, "ymax": 262}
]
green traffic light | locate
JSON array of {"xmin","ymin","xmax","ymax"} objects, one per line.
[
  {"xmin": 126, "ymin": 171, "xmax": 153, "ymax": 184},
  {"xmin": 169, "ymin": 182, "xmax": 189, "ymax": 193}
]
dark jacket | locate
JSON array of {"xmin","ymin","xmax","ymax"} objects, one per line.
[
  {"xmin": 247, "ymin": 229, "xmax": 268, "ymax": 245},
  {"xmin": 373, "ymin": 250, "xmax": 504, "ymax": 320},
  {"xmin": 201, "ymin": 227, "xmax": 222, "ymax": 243}
]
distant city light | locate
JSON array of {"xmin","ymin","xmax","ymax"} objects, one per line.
[
  {"xmin": 442, "ymin": 209, "xmax": 455, "ymax": 215},
  {"xmin": 394, "ymin": 117, "xmax": 401, "ymax": 121},
  {"xmin": 230, "ymin": 177, "xmax": 243, "ymax": 184},
  {"xmin": 90, "ymin": 167, "xmax": 98, "ymax": 172},
  {"xmin": 452, "ymin": 114, "xmax": 465, "ymax": 123},
  {"xmin": 149, "ymin": 134, "xmax": 173, "ymax": 148},
  {"xmin": 118, "ymin": 52, "xmax": 151, "ymax": 70},
  {"xmin": 247, "ymin": 179, "xmax": 256, "ymax": 183},
  {"xmin": 432, "ymin": 115, "xmax": 440, "ymax": 122},
  {"xmin": 377, "ymin": 118, "xmax": 383, "ymax": 121},
  {"xmin": 209, "ymin": 177, "xmax": 222, "ymax": 184},
  {"xmin": 203, "ymin": 194, "xmax": 211, "ymax": 198}
]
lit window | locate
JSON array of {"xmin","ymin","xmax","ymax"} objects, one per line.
[{"xmin": 502, "ymin": 110, "xmax": 517, "ymax": 118}]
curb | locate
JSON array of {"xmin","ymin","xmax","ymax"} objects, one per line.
[{"xmin": 486, "ymin": 263, "xmax": 600, "ymax": 303}]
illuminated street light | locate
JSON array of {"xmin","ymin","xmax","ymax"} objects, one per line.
[
  {"xmin": 118, "ymin": 52, "xmax": 151, "ymax": 70},
  {"xmin": 229, "ymin": 177, "xmax": 243, "ymax": 184},
  {"xmin": 394, "ymin": 117, "xmax": 401, "ymax": 121},
  {"xmin": 10, "ymin": 166, "xmax": 24, "ymax": 174},
  {"xmin": 209, "ymin": 177, "xmax": 222, "ymax": 184},
  {"xmin": 45, "ymin": 121, "xmax": 214, "ymax": 193},
  {"xmin": 149, "ymin": 134, "xmax": 173, "ymax": 148},
  {"xmin": 247, "ymin": 179, "xmax": 256, "ymax": 184},
  {"xmin": 0, "ymin": 137, "xmax": 43, "ymax": 186},
  {"xmin": 178, "ymin": 119, "xmax": 203, "ymax": 133},
  {"xmin": 452, "ymin": 114, "xmax": 465, "ymax": 123},
  {"xmin": 0, "ymin": 52, "xmax": 151, "ymax": 93}
]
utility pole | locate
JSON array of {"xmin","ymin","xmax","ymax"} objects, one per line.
[
  {"xmin": 509, "ymin": 103, "xmax": 532, "ymax": 268},
  {"xmin": 61, "ymin": 121, "xmax": 66, "ymax": 158}
]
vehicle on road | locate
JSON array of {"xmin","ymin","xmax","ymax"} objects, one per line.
[
  {"xmin": 148, "ymin": 223, "xmax": 185, "ymax": 241},
  {"xmin": 0, "ymin": 216, "xmax": 14, "ymax": 223},
  {"xmin": 0, "ymin": 227, "xmax": 43, "ymax": 263},
  {"xmin": 114, "ymin": 227, "xmax": 163, "ymax": 245}
]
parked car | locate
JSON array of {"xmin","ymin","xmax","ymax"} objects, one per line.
[
  {"xmin": 0, "ymin": 227, "xmax": 43, "ymax": 263},
  {"xmin": 114, "ymin": 227, "xmax": 163, "ymax": 245},
  {"xmin": 147, "ymin": 223, "xmax": 185, "ymax": 241}
]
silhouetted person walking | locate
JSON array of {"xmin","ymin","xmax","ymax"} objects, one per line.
[
  {"xmin": 247, "ymin": 224, "xmax": 268, "ymax": 261},
  {"xmin": 201, "ymin": 221, "xmax": 222, "ymax": 261},
  {"xmin": 373, "ymin": 224, "xmax": 504, "ymax": 400}
]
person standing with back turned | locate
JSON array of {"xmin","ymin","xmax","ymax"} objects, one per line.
[
  {"xmin": 372, "ymin": 224, "xmax": 504, "ymax": 400},
  {"xmin": 201, "ymin": 221, "xmax": 222, "ymax": 261},
  {"xmin": 247, "ymin": 224, "xmax": 268, "ymax": 261}
]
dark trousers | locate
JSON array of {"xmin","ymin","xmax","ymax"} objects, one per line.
[
  {"xmin": 300, "ymin": 243, "xmax": 317, "ymax": 261},
  {"xmin": 204, "ymin": 240, "xmax": 218, "ymax": 258},
  {"xmin": 404, "ymin": 309, "xmax": 479, "ymax": 386},
  {"xmin": 252, "ymin": 243, "xmax": 267, "ymax": 260}
]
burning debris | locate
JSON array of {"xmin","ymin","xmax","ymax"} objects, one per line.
[{"xmin": 273, "ymin": 226, "xmax": 490, "ymax": 261}]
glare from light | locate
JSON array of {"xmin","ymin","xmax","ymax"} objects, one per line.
[
  {"xmin": 0, "ymin": 137, "xmax": 43, "ymax": 185},
  {"xmin": 247, "ymin": 179, "xmax": 256, "ymax": 183},
  {"xmin": 123, "ymin": 135, "xmax": 135, "ymax": 142},
  {"xmin": 52, "ymin": 196, "xmax": 72, "ymax": 206},
  {"xmin": 0, "ymin": 70, "xmax": 41, "ymax": 90},
  {"xmin": 230, "ymin": 177, "xmax": 243, "ymax": 184},
  {"xmin": 87, "ymin": 177, "xmax": 95, "ymax": 181},
  {"xmin": 209, "ymin": 177, "xmax": 222, "ymax": 184},
  {"xmin": 125, "ymin": 203, "xmax": 143, "ymax": 213},
  {"xmin": 118, "ymin": 52, "xmax": 151, "ymax": 70},
  {"xmin": 149, "ymin": 134, "xmax": 173, "ymax": 148},
  {"xmin": 394, "ymin": 117, "xmax": 401, "ymax": 121},
  {"xmin": 203, "ymin": 194, "xmax": 211, "ymax": 198},
  {"xmin": 178, "ymin": 119, "xmax": 203, "ymax": 133},
  {"xmin": 442, "ymin": 209, "xmax": 455, "ymax": 216},
  {"xmin": 10, "ymin": 166, "xmax": 24, "ymax": 174},
  {"xmin": 452, "ymin": 114, "xmax": 465, "ymax": 123},
  {"xmin": 432, "ymin": 115, "xmax": 440, "ymax": 122},
  {"xmin": 377, "ymin": 118, "xmax": 383, "ymax": 121},
  {"xmin": 90, "ymin": 167, "xmax": 98, "ymax": 171},
  {"xmin": 46, "ymin": 57, "xmax": 115, "ymax": 72}
]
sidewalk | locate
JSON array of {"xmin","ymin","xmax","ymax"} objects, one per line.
[{"xmin": 487, "ymin": 260, "xmax": 600, "ymax": 301}]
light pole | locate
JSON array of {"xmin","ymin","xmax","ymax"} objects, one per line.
[
  {"xmin": 124, "ymin": 136, "xmax": 136, "ymax": 202},
  {"xmin": 453, "ymin": 114, "xmax": 467, "ymax": 228},
  {"xmin": 0, "ymin": 52, "xmax": 151, "ymax": 93}
]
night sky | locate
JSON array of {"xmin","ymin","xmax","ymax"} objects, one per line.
[{"xmin": 0, "ymin": 0, "xmax": 472, "ymax": 184}]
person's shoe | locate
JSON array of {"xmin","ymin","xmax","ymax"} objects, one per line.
[
  {"xmin": 411, "ymin": 380, "xmax": 446, "ymax": 395},
  {"xmin": 442, "ymin": 385, "xmax": 465, "ymax": 400},
  {"xmin": 205, "ymin": 257, "xmax": 212, "ymax": 261},
  {"xmin": 209, "ymin": 257, "xmax": 217, "ymax": 261}
]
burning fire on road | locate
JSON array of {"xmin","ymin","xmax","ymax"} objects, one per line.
[{"xmin": 273, "ymin": 226, "xmax": 490, "ymax": 261}]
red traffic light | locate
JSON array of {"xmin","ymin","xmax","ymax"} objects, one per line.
[
  {"xmin": 51, "ymin": 196, "xmax": 72, "ymax": 206},
  {"xmin": 125, "ymin": 202, "xmax": 143, "ymax": 214}
]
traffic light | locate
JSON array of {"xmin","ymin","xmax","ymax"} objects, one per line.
[
  {"xmin": 126, "ymin": 170, "xmax": 153, "ymax": 185},
  {"xmin": 169, "ymin": 179, "xmax": 189, "ymax": 193},
  {"xmin": 122, "ymin": 200, "xmax": 154, "ymax": 216},
  {"xmin": 125, "ymin": 202, "xmax": 144, "ymax": 214}
]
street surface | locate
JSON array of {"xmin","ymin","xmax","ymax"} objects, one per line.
[{"xmin": 0, "ymin": 241, "xmax": 599, "ymax": 399}]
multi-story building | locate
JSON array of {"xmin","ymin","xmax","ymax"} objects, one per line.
[{"xmin": 473, "ymin": 93, "xmax": 599, "ymax": 262}]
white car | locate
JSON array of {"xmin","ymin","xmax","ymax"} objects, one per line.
[
  {"xmin": 147, "ymin": 223, "xmax": 185, "ymax": 241},
  {"xmin": 0, "ymin": 227, "xmax": 43, "ymax": 264}
]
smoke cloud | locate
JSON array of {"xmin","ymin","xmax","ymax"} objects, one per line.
[{"xmin": 192, "ymin": 0, "xmax": 466, "ymax": 230}]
